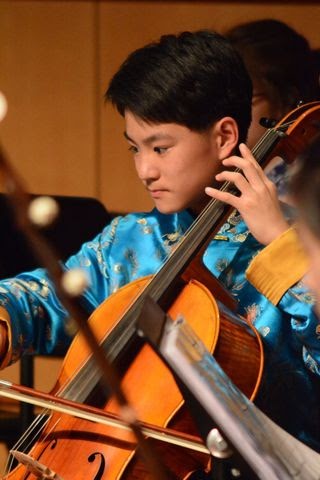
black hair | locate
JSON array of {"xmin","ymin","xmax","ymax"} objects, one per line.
[
  {"xmin": 226, "ymin": 19, "xmax": 320, "ymax": 113},
  {"xmin": 105, "ymin": 30, "xmax": 252, "ymax": 143},
  {"xmin": 290, "ymin": 133, "xmax": 320, "ymax": 238}
]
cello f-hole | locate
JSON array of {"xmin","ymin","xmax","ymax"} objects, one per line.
[{"xmin": 87, "ymin": 452, "xmax": 106, "ymax": 480}]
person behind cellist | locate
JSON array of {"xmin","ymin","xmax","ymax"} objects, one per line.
[
  {"xmin": 0, "ymin": 30, "xmax": 319, "ymax": 453},
  {"xmin": 225, "ymin": 18, "xmax": 320, "ymax": 200},
  {"xmin": 290, "ymin": 133, "xmax": 320, "ymax": 321}
]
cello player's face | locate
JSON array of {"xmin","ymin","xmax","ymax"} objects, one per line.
[{"xmin": 124, "ymin": 111, "xmax": 238, "ymax": 215}]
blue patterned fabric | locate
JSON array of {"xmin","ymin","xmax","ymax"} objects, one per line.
[{"xmin": 1, "ymin": 208, "xmax": 319, "ymax": 450}]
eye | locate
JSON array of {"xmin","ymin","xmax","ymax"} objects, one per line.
[
  {"xmin": 154, "ymin": 146, "xmax": 168, "ymax": 154},
  {"xmin": 252, "ymin": 92, "xmax": 266, "ymax": 106},
  {"xmin": 128, "ymin": 145, "xmax": 138, "ymax": 154}
]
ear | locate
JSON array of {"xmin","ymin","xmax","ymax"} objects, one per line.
[{"xmin": 213, "ymin": 117, "xmax": 239, "ymax": 160}]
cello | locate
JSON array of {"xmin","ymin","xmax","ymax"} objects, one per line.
[{"xmin": 2, "ymin": 101, "xmax": 320, "ymax": 479}]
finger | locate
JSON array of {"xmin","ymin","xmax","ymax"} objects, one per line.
[
  {"xmin": 222, "ymin": 155, "xmax": 261, "ymax": 175},
  {"xmin": 205, "ymin": 186, "xmax": 240, "ymax": 209},
  {"xmin": 222, "ymin": 147, "xmax": 268, "ymax": 188},
  {"xmin": 239, "ymin": 143, "xmax": 258, "ymax": 164},
  {"xmin": 222, "ymin": 144, "xmax": 257, "ymax": 168},
  {"xmin": 238, "ymin": 143, "xmax": 269, "ymax": 180},
  {"xmin": 215, "ymin": 170, "xmax": 251, "ymax": 195}
]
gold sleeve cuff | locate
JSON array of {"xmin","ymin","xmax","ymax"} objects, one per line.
[
  {"xmin": 0, "ymin": 306, "xmax": 12, "ymax": 369},
  {"xmin": 246, "ymin": 227, "xmax": 309, "ymax": 305}
]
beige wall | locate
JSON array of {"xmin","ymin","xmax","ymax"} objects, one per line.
[
  {"xmin": 1, "ymin": 1, "xmax": 320, "ymax": 214},
  {"xmin": 0, "ymin": 0, "xmax": 319, "ymax": 469},
  {"xmin": 0, "ymin": 2, "xmax": 99, "ymax": 197}
]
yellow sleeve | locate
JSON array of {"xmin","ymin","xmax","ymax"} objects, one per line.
[
  {"xmin": 0, "ymin": 306, "xmax": 12, "ymax": 369},
  {"xmin": 246, "ymin": 227, "xmax": 309, "ymax": 305}
]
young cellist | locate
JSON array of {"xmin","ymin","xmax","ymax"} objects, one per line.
[{"xmin": 0, "ymin": 30, "xmax": 319, "ymax": 455}]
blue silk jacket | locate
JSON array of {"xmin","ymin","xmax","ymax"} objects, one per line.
[{"xmin": 0, "ymin": 208, "xmax": 319, "ymax": 450}]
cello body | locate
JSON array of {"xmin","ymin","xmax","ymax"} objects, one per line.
[{"xmin": 4, "ymin": 277, "xmax": 262, "ymax": 479}]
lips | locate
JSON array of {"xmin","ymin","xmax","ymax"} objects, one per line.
[{"xmin": 148, "ymin": 189, "xmax": 165, "ymax": 198}]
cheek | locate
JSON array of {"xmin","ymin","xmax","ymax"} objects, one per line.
[
  {"xmin": 247, "ymin": 124, "xmax": 266, "ymax": 149},
  {"xmin": 173, "ymin": 140, "xmax": 218, "ymax": 190},
  {"xmin": 248, "ymin": 100, "xmax": 276, "ymax": 145}
]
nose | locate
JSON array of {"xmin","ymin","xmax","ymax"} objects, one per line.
[{"xmin": 135, "ymin": 152, "xmax": 160, "ymax": 183}]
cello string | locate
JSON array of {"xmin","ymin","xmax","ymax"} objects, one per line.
[{"xmin": 4, "ymin": 414, "xmax": 51, "ymax": 475}]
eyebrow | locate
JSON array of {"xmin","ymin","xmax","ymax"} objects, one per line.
[{"xmin": 124, "ymin": 131, "xmax": 173, "ymax": 145}]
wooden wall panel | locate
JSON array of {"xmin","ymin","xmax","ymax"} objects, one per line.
[
  {"xmin": 0, "ymin": 1, "xmax": 98, "ymax": 197},
  {"xmin": 1, "ymin": 1, "xmax": 320, "ymax": 213}
]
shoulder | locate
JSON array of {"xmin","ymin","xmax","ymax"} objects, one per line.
[{"xmin": 101, "ymin": 209, "xmax": 192, "ymax": 242}]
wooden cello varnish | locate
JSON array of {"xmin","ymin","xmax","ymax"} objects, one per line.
[{"xmin": 4, "ymin": 274, "xmax": 262, "ymax": 479}]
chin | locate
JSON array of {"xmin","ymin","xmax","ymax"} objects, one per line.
[
  {"xmin": 155, "ymin": 203, "xmax": 184, "ymax": 215},
  {"xmin": 156, "ymin": 207, "xmax": 177, "ymax": 215}
]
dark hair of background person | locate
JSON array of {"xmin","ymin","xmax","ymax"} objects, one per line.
[
  {"xmin": 106, "ymin": 30, "xmax": 252, "ymax": 144},
  {"xmin": 225, "ymin": 19, "xmax": 320, "ymax": 115},
  {"xmin": 290, "ymin": 133, "xmax": 320, "ymax": 238}
]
